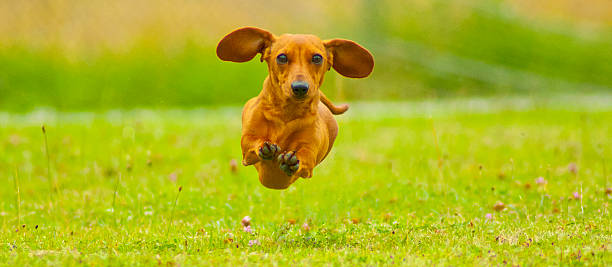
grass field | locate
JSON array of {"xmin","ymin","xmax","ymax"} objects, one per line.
[{"xmin": 1, "ymin": 95, "xmax": 611, "ymax": 265}]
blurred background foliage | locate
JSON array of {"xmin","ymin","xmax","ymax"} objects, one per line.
[{"xmin": 0, "ymin": 0, "xmax": 611, "ymax": 111}]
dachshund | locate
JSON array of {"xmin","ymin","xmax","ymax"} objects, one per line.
[{"xmin": 216, "ymin": 27, "xmax": 374, "ymax": 189}]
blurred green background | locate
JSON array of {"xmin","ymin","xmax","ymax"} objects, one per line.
[{"xmin": 1, "ymin": 0, "xmax": 611, "ymax": 111}]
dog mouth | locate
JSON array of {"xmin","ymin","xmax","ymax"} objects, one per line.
[{"xmin": 293, "ymin": 94, "xmax": 308, "ymax": 101}]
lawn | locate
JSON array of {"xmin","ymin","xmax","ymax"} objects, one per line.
[{"xmin": 1, "ymin": 94, "xmax": 610, "ymax": 266}]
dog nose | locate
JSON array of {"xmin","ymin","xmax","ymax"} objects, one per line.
[{"xmin": 291, "ymin": 81, "xmax": 309, "ymax": 97}]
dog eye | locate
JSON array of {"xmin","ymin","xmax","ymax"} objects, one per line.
[
  {"xmin": 276, "ymin": 54, "xmax": 288, "ymax": 64},
  {"xmin": 312, "ymin": 54, "xmax": 323, "ymax": 65}
]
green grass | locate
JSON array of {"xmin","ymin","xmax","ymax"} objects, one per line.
[{"xmin": 1, "ymin": 95, "xmax": 611, "ymax": 265}]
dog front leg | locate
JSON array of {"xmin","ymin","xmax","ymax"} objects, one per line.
[
  {"xmin": 241, "ymin": 134, "xmax": 262, "ymax": 166},
  {"xmin": 295, "ymin": 147, "xmax": 318, "ymax": 178}
]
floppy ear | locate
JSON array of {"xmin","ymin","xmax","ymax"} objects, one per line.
[
  {"xmin": 216, "ymin": 27, "xmax": 275, "ymax": 62},
  {"xmin": 324, "ymin": 39, "xmax": 374, "ymax": 78}
]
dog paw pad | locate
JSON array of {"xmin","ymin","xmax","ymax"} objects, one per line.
[
  {"xmin": 278, "ymin": 151, "xmax": 299, "ymax": 176},
  {"xmin": 258, "ymin": 141, "xmax": 280, "ymax": 160}
]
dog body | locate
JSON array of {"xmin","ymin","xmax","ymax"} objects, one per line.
[
  {"xmin": 217, "ymin": 27, "xmax": 373, "ymax": 189},
  {"xmin": 241, "ymin": 82, "xmax": 338, "ymax": 188}
]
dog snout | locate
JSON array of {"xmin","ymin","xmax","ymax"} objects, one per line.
[{"xmin": 291, "ymin": 81, "xmax": 309, "ymax": 98}]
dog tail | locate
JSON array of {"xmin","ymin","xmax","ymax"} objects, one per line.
[{"xmin": 320, "ymin": 92, "xmax": 349, "ymax": 115}]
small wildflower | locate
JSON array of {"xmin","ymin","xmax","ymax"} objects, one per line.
[
  {"xmin": 302, "ymin": 222, "xmax": 311, "ymax": 231},
  {"xmin": 224, "ymin": 233, "xmax": 234, "ymax": 243},
  {"xmin": 605, "ymin": 187, "xmax": 612, "ymax": 196},
  {"xmin": 8, "ymin": 134, "xmax": 25, "ymax": 146},
  {"xmin": 535, "ymin": 177, "xmax": 547, "ymax": 186},
  {"xmin": 485, "ymin": 213, "xmax": 493, "ymax": 220},
  {"xmin": 248, "ymin": 239, "xmax": 260, "ymax": 247},
  {"xmin": 552, "ymin": 207, "xmax": 560, "ymax": 213},
  {"xmin": 243, "ymin": 225, "xmax": 252, "ymax": 233},
  {"xmin": 168, "ymin": 172, "xmax": 178, "ymax": 182},
  {"xmin": 493, "ymin": 201, "xmax": 505, "ymax": 211},
  {"xmin": 572, "ymin": 192, "xmax": 582, "ymax": 200},
  {"xmin": 230, "ymin": 159, "xmax": 238, "ymax": 173},
  {"xmin": 567, "ymin": 163, "xmax": 578, "ymax": 175},
  {"xmin": 241, "ymin": 216, "xmax": 251, "ymax": 227}
]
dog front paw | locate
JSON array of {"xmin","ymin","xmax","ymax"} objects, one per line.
[
  {"xmin": 258, "ymin": 141, "xmax": 280, "ymax": 160},
  {"xmin": 278, "ymin": 151, "xmax": 299, "ymax": 176}
]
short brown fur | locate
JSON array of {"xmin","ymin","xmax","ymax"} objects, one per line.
[{"xmin": 217, "ymin": 27, "xmax": 374, "ymax": 189}]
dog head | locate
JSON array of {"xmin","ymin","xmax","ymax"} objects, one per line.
[{"xmin": 217, "ymin": 27, "xmax": 374, "ymax": 102}]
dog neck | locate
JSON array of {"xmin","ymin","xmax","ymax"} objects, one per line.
[{"xmin": 259, "ymin": 77, "xmax": 319, "ymax": 123}]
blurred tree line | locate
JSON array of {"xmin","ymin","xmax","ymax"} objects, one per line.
[{"xmin": 0, "ymin": 0, "xmax": 610, "ymax": 111}]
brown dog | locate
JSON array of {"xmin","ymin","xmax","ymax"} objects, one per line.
[{"xmin": 216, "ymin": 27, "xmax": 374, "ymax": 189}]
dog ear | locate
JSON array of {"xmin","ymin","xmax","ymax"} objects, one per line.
[
  {"xmin": 324, "ymin": 39, "xmax": 374, "ymax": 78},
  {"xmin": 217, "ymin": 27, "xmax": 275, "ymax": 62}
]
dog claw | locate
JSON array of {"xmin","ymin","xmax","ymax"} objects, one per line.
[
  {"xmin": 258, "ymin": 141, "xmax": 279, "ymax": 160},
  {"xmin": 278, "ymin": 151, "xmax": 299, "ymax": 176}
]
